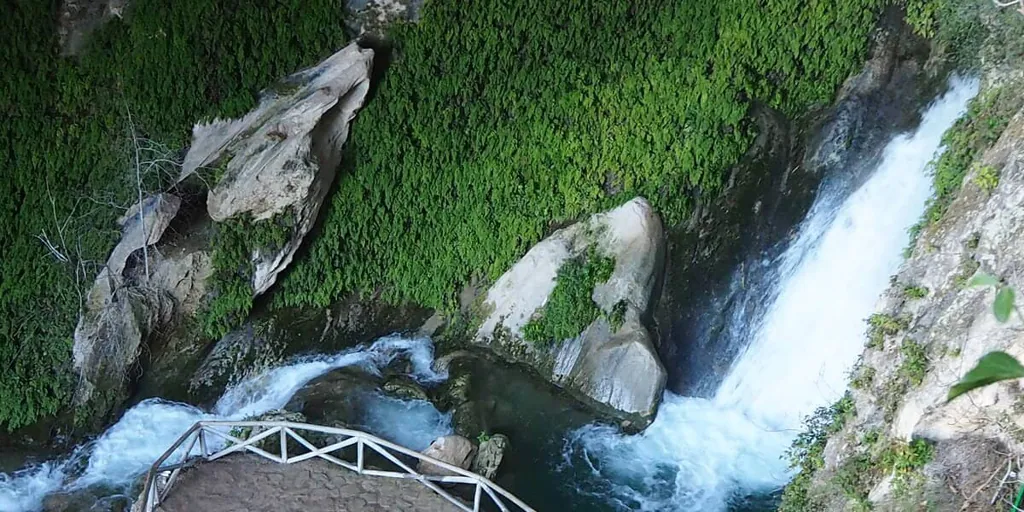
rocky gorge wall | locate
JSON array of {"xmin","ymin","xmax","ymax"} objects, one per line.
[{"xmin": 780, "ymin": 5, "xmax": 1024, "ymax": 511}]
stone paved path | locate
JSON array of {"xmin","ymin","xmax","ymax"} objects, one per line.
[{"xmin": 157, "ymin": 455, "xmax": 462, "ymax": 512}]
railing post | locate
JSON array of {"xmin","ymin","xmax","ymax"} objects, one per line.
[
  {"xmin": 199, "ymin": 428, "xmax": 207, "ymax": 458},
  {"xmin": 280, "ymin": 427, "xmax": 288, "ymax": 463},
  {"xmin": 357, "ymin": 438, "xmax": 364, "ymax": 473},
  {"xmin": 474, "ymin": 483, "xmax": 482, "ymax": 512},
  {"xmin": 147, "ymin": 477, "xmax": 158, "ymax": 511}
]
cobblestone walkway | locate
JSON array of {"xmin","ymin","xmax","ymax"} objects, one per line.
[{"xmin": 156, "ymin": 455, "xmax": 462, "ymax": 512}]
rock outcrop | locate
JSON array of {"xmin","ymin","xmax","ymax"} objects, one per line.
[
  {"xmin": 72, "ymin": 44, "xmax": 375, "ymax": 422},
  {"xmin": 73, "ymin": 193, "xmax": 183, "ymax": 409},
  {"xmin": 475, "ymin": 197, "xmax": 666, "ymax": 421},
  {"xmin": 179, "ymin": 43, "xmax": 374, "ymax": 295},
  {"xmin": 471, "ymin": 434, "xmax": 509, "ymax": 480},
  {"xmin": 418, "ymin": 435, "xmax": 476, "ymax": 476}
]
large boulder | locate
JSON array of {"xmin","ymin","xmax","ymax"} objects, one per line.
[
  {"xmin": 179, "ymin": 43, "xmax": 374, "ymax": 295},
  {"xmin": 475, "ymin": 197, "xmax": 667, "ymax": 421},
  {"xmin": 418, "ymin": 435, "xmax": 476, "ymax": 476}
]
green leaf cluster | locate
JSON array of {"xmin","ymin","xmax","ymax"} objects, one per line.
[
  {"xmin": 522, "ymin": 252, "xmax": 614, "ymax": 346},
  {"xmin": 949, "ymin": 351, "xmax": 1024, "ymax": 401},
  {"xmin": 925, "ymin": 86, "xmax": 1022, "ymax": 225},
  {"xmin": 866, "ymin": 313, "xmax": 910, "ymax": 350},
  {"xmin": 0, "ymin": 0, "xmax": 347, "ymax": 430},
  {"xmin": 779, "ymin": 393, "xmax": 857, "ymax": 511},
  {"xmin": 202, "ymin": 214, "xmax": 293, "ymax": 339},
  {"xmin": 276, "ymin": 0, "xmax": 887, "ymax": 313}
]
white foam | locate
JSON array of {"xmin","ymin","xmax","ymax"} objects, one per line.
[
  {"xmin": 0, "ymin": 335, "xmax": 451, "ymax": 511},
  {"xmin": 567, "ymin": 76, "xmax": 979, "ymax": 511}
]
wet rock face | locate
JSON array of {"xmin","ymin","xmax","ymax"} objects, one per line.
[
  {"xmin": 72, "ymin": 194, "xmax": 183, "ymax": 414},
  {"xmin": 285, "ymin": 368, "xmax": 383, "ymax": 428},
  {"xmin": 475, "ymin": 198, "xmax": 667, "ymax": 420}
]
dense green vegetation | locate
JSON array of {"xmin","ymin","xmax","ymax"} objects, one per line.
[
  {"xmin": 780, "ymin": 394, "xmax": 935, "ymax": 512},
  {"xmin": 522, "ymin": 251, "xmax": 614, "ymax": 346},
  {"xmin": 0, "ymin": 0, "xmax": 348, "ymax": 430},
  {"xmin": 275, "ymin": 0, "xmax": 889, "ymax": 312},
  {"xmin": 202, "ymin": 214, "xmax": 293, "ymax": 339},
  {"xmin": 779, "ymin": 394, "xmax": 856, "ymax": 512},
  {"xmin": 925, "ymin": 86, "xmax": 1022, "ymax": 225}
]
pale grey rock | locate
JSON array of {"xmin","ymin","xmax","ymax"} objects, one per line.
[
  {"xmin": 179, "ymin": 43, "xmax": 374, "ymax": 295},
  {"xmin": 72, "ymin": 193, "xmax": 182, "ymax": 406},
  {"xmin": 811, "ymin": 105, "xmax": 1024, "ymax": 509},
  {"xmin": 475, "ymin": 197, "xmax": 666, "ymax": 419},
  {"xmin": 418, "ymin": 435, "xmax": 476, "ymax": 476}
]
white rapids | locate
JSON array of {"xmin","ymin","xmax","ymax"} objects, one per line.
[
  {"xmin": 0, "ymin": 336, "xmax": 452, "ymax": 511},
  {"xmin": 564, "ymin": 76, "xmax": 979, "ymax": 511}
]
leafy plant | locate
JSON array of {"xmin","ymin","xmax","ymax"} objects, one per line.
[
  {"xmin": 973, "ymin": 164, "xmax": 1000, "ymax": 192},
  {"xmin": 899, "ymin": 339, "xmax": 929, "ymax": 387},
  {"xmin": 851, "ymin": 365, "xmax": 877, "ymax": 390},
  {"xmin": 903, "ymin": 285, "xmax": 929, "ymax": 300},
  {"xmin": 878, "ymin": 438, "xmax": 934, "ymax": 495},
  {"xmin": 866, "ymin": 313, "xmax": 910, "ymax": 349},
  {"xmin": 522, "ymin": 251, "xmax": 614, "ymax": 346},
  {"xmin": 779, "ymin": 393, "xmax": 856, "ymax": 511},
  {"xmin": 948, "ymin": 273, "xmax": 1024, "ymax": 400},
  {"xmin": 477, "ymin": 431, "xmax": 492, "ymax": 444},
  {"xmin": 949, "ymin": 351, "xmax": 1024, "ymax": 401}
]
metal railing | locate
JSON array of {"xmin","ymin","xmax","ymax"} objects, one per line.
[{"xmin": 138, "ymin": 420, "xmax": 534, "ymax": 512}]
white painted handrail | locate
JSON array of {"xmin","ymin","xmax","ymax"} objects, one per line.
[{"xmin": 138, "ymin": 420, "xmax": 534, "ymax": 512}]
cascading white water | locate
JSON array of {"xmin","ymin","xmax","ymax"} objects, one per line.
[
  {"xmin": 565, "ymin": 76, "xmax": 979, "ymax": 511},
  {"xmin": 0, "ymin": 336, "xmax": 452, "ymax": 511}
]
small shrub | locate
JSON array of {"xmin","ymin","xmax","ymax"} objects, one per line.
[
  {"xmin": 973, "ymin": 164, "xmax": 1000, "ymax": 192},
  {"xmin": 965, "ymin": 232, "xmax": 981, "ymax": 250},
  {"xmin": 608, "ymin": 300, "xmax": 627, "ymax": 331},
  {"xmin": 903, "ymin": 285, "xmax": 929, "ymax": 300},
  {"xmin": 522, "ymin": 250, "xmax": 615, "ymax": 346},
  {"xmin": 899, "ymin": 339, "xmax": 929, "ymax": 387},
  {"xmin": 866, "ymin": 313, "xmax": 910, "ymax": 349},
  {"xmin": 832, "ymin": 454, "xmax": 873, "ymax": 511},
  {"xmin": 879, "ymin": 438, "xmax": 933, "ymax": 496},
  {"xmin": 953, "ymin": 258, "xmax": 981, "ymax": 289},
  {"xmin": 851, "ymin": 366, "xmax": 877, "ymax": 390},
  {"xmin": 779, "ymin": 394, "xmax": 856, "ymax": 512}
]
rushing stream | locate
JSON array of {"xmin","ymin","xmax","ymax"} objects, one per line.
[
  {"xmin": 0, "ymin": 77, "xmax": 979, "ymax": 512},
  {"xmin": 0, "ymin": 337, "xmax": 452, "ymax": 511},
  {"xmin": 558, "ymin": 76, "xmax": 979, "ymax": 511}
]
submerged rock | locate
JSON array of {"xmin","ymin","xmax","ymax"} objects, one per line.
[
  {"xmin": 285, "ymin": 368, "xmax": 382, "ymax": 428},
  {"xmin": 471, "ymin": 433, "xmax": 509, "ymax": 480},
  {"xmin": 418, "ymin": 435, "xmax": 476, "ymax": 476},
  {"xmin": 475, "ymin": 197, "xmax": 667, "ymax": 421},
  {"xmin": 179, "ymin": 43, "xmax": 374, "ymax": 295}
]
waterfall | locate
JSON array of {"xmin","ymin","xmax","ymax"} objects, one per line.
[
  {"xmin": 562, "ymin": 76, "xmax": 979, "ymax": 511},
  {"xmin": 0, "ymin": 336, "xmax": 451, "ymax": 512}
]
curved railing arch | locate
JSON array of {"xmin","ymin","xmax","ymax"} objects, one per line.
[{"xmin": 138, "ymin": 420, "xmax": 534, "ymax": 512}]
